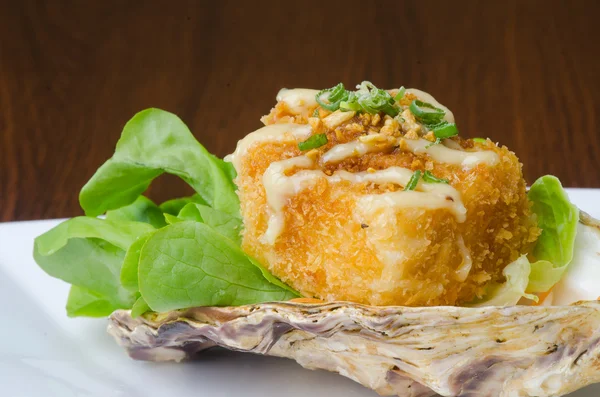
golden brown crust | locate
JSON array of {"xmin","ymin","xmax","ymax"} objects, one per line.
[{"xmin": 237, "ymin": 103, "xmax": 539, "ymax": 307}]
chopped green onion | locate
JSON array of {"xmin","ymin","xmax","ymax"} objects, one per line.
[
  {"xmin": 394, "ymin": 86, "xmax": 406, "ymax": 101},
  {"xmin": 312, "ymin": 108, "xmax": 320, "ymax": 117},
  {"xmin": 298, "ymin": 133, "xmax": 328, "ymax": 151},
  {"xmin": 328, "ymin": 83, "xmax": 349, "ymax": 103},
  {"xmin": 422, "ymin": 170, "xmax": 449, "ymax": 184},
  {"xmin": 316, "ymin": 81, "xmax": 404, "ymax": 117},
  {"xmin": 422, "ymin": 121, "xmax": 459, "ymax": 147},
  {"xmin": 340, "ymin": 92, "xmax": 362, "ymax": 112},
  {"xmin": 315, "ymin": 83, "xmax": 350, "ymax": 111},
  {"xmin": 332, "ymin": 81, "xmax": 401, "ymax": 116},
  {"xmin": 404, "ymin": 170, "xmax": 421, "ymax": 191},
  {"xmin": 409, "ymin": 100, "xmax": 445, "ymax": 124},
  {"xmin": 431, "ymin": 122, "xmax": 459, "ymax": 139},
  {"xmin": 355, "ymin": 81, "xmax": 399, "ymax": 117},
  {"xmin": 472, "ymin": 137, "xmax": 487, "ymax": 143}
]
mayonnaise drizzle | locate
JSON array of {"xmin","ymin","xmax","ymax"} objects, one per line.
[
  {"xmin": 262, "ymin": 155, "xmax": 317, "ymax": 244},
  {"xmin": 403, "ymin": 138, "xmax": 499, "ymax": 168},
  {"xmin": 321, "ymin": 137, "xmax": 499, "ymax": 168},
  {"xmin": 321, "ymin": 141, "xmax": 385, "ymax": 164},
  {"xmin": 226, "ymin": 123, "xmax": 312, "ymax": 171},
  {"xmin": 354, "ymin": 170, "xmax": 467, "ymax": 223},
  {"xmin": 455, "ymin": 235, "xmax": 473, "ymax": 282},
  {"xmin": 276, "ymin": 88, "xmax": 319, "ymax": 114},
  {"xmin": 261, "ymin": 160, "xmax": 467, "ymax": 244}
]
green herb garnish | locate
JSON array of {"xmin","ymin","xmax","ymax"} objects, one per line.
[
  {"xmin": 394, "ymin": 86, "xmax": 406, "ymax": 101},
  {"xmin": 423, "ymin": 121, "xmax": 459, "ymax": 147},
  {"xmin": 430, "ymin": 121, "xmax": 459, "ymax": 139},
  {"xmin": 472, "ymin": 137, "xmax": 487, "ymax": 143},
  {"xmin": 409, "ymin": 100, "xmax": 445, "ymax": 124},
  {"xmin": 422, "ymin": 170, "xmax": 449, "ymax": 184},
  {"xmin": 318, "ymin": 81, "xmax": 401, "ymax": 117},
  {"xmin": 354, "ymin": 81, "xmax": 399, "ymax": 116},
  {"xmin": 298, "ymin": 133, "xmax": 328, "ymax": 151},
  {"xmin": 315, "ymin": 83, "xmax": 350, "ymax": 111},
  {"xmin": 404, "ymin": 170, "xmax": 422, "ymax": 191},
  {"xmin": 312, "ymin": 108, "xmax": 320, "ymax": 117},
  {"xmin": 339, "ymin": 92, "xmax": 362, "ymax": 112}
]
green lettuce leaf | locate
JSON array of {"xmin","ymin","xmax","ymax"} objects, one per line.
[
  {"xmin": 138, "ymin": 221, "xmax": 298, "ymax": 312},
  {"xmin": 174, "ymin": 204, "xmax": 297, "ymax": 295},
  {"xmin": 468, "ymin": 255, "xmax": 535, "ymax": 307},
  {"xmin": 106, "ymin": 196, "xmax": 166, "ymax": 229},
  {"xmin": 210, "ymin": 153, "xmax": 237, "ymax": 184},
  {"xmin": 527, "ymin": 175, "xmax": 579, "ymax": 292},
  {"xmin": 248, "ymin": 257, "xmax": 301, "ymax": 296},
  {"xmin": 66, "ymin": 285, "xmax": 118, "ymax": 317},
  {"xmin": 34, "ymin": 217, "xmax": 153, "ymax": 312},
  {"xmin": 120, "ymin": 232, "xmax": 154, "ymax": 293},
  {"xmin": 177, "ymin": 203, "xmax": 242, "ymax": 244},
  {"xmin": 130, "ymin": 296, "xmax": 151, "ymax": 318},
  {"xmin": 35, "ymin": 216, "xmax": 153, "ymax": 254},
  {"xmin": 79, "ymin": 108, "xmax": 239, "ymax": 217},
  {"xmin": 159, "ymin": 194, "xmax": 207, "ymax": 216},
  {"xmin": 163, "ymin": 213, "xmax": 182, "ymax": 225},
  {"xmin": 33, "ymin": 108, "xmax": 301, "ymax": 319}
]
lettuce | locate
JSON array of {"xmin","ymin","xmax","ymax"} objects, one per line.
[
  {"xmin": 527, "ymin": 176, "xmax": 579, "ymax": 293},
  {"xmin": 471, "ymin": 175, "xmax": 579, "ymax": 304},
  {"xmin": 66, "ymin": 285, "xmax": 119, "ymax": 318},
  {"xmin": 79, "ymin": 108, "xmax": 239, "ymax": 217},
  {"xmin": 33, "ymin": 108, "xmax": 298, "ymax": 319},
  {"xmin": 176, "ymin": 203, "xmax": 243, "ymax": 245},
  {"xmin": 106, "ymin": 196, "xmax": 166, "ymax": 229},
  {"xmin": 159, "ymin": 194, "xmax": 207, "ymax": 216},
  {"xmin": 138, "ymin": 222, "xmax": 297, "ymax": 312},
  {"xmin": 33, "ymin": 217, "xmax": 153, "ymax": 314},
  {"xmin": 468, "ymin": 256, "xmax": 535, "ymax": 307}
]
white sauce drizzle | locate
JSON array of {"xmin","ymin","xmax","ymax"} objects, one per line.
[
  {"xmin": 320, "ymin": 137, "xmax": 499, "ymax": 169},
  {"xmin": 321, "ymin": 141, "xmax": 384, "ymax": 164},
  {"xmin": 403, "ymin": 138, "xmax": 499, "ymax": 168},
  {"xmin": 276, "ymin": 88, "xmax": 319, "ymax": 114},
  {"xmin": 442, "ymin": 138, "xmax": 463, "ymax": 150},
  {"xmin": 356, "ymin": 187, "xmax": 466, "ymax": 223},
  {"xmin": 455, "ymin": 235, "xmax": 473, "ymax": 282},
  {"xmin": 261, "ymin": 162, "xmax": 466, "ymax": 244},
  {"xmin": 226, "ymin": 123, "xmax": 312, "ymax": 171},
  {"xmin": 405, "ymin": 88, "xmax": 455, "ymax": 123},
  {"xmin": 261, "ymin": 156, "xmax": 317, "ymax": 244}
]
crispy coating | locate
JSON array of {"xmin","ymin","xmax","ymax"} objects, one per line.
[{"xmin": 237, "ymin": 100, "xmax": 539, "ymax": 307}]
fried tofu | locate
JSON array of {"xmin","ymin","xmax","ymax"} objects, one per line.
[{"xmin": 231, "ymin": 92, "xmax": 539, "ymax": 307}]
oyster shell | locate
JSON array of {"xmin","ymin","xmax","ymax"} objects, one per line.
[
  {"xmin": 109, "ymin": 300, "xmax": 600, "ymax": 397},
  {"xmin": 107, "ymin": 213, "xmax": 600, "ymax": 396}
]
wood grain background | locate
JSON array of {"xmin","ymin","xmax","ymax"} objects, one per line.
[{"xmin": 1, "ymin": 0, "xmax": 599, "ymax": 221}]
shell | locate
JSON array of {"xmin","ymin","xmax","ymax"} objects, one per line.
[
  {"xmin": 107, "ymin": 212, "xmax": 600, "ymax": 396},
  {"xmin": 108, "ymin": 300, "xmax": 600, "ymax": 397}
]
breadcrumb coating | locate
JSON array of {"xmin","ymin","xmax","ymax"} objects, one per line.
[{"xmin": 237, "ymin": 95, "xmax": 539, "ymax": 307}]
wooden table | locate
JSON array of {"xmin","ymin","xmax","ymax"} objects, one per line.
[{"xmin": 1, "ymin": 0, "xmax": 599, "ymax": 221}]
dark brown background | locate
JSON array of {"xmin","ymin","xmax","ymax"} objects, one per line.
[{"xmin": 1, "ymin": 0, "xmax": 599, "ymax": 221}]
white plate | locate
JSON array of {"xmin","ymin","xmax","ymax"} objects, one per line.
[{"xmin": 1, "ymin": 188, "xmax": 600, "ymax": 397}]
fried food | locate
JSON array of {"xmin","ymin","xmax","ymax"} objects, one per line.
[{"xmin": 230, "ymin": 88, "xmax": 539, "ymax": 306}]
